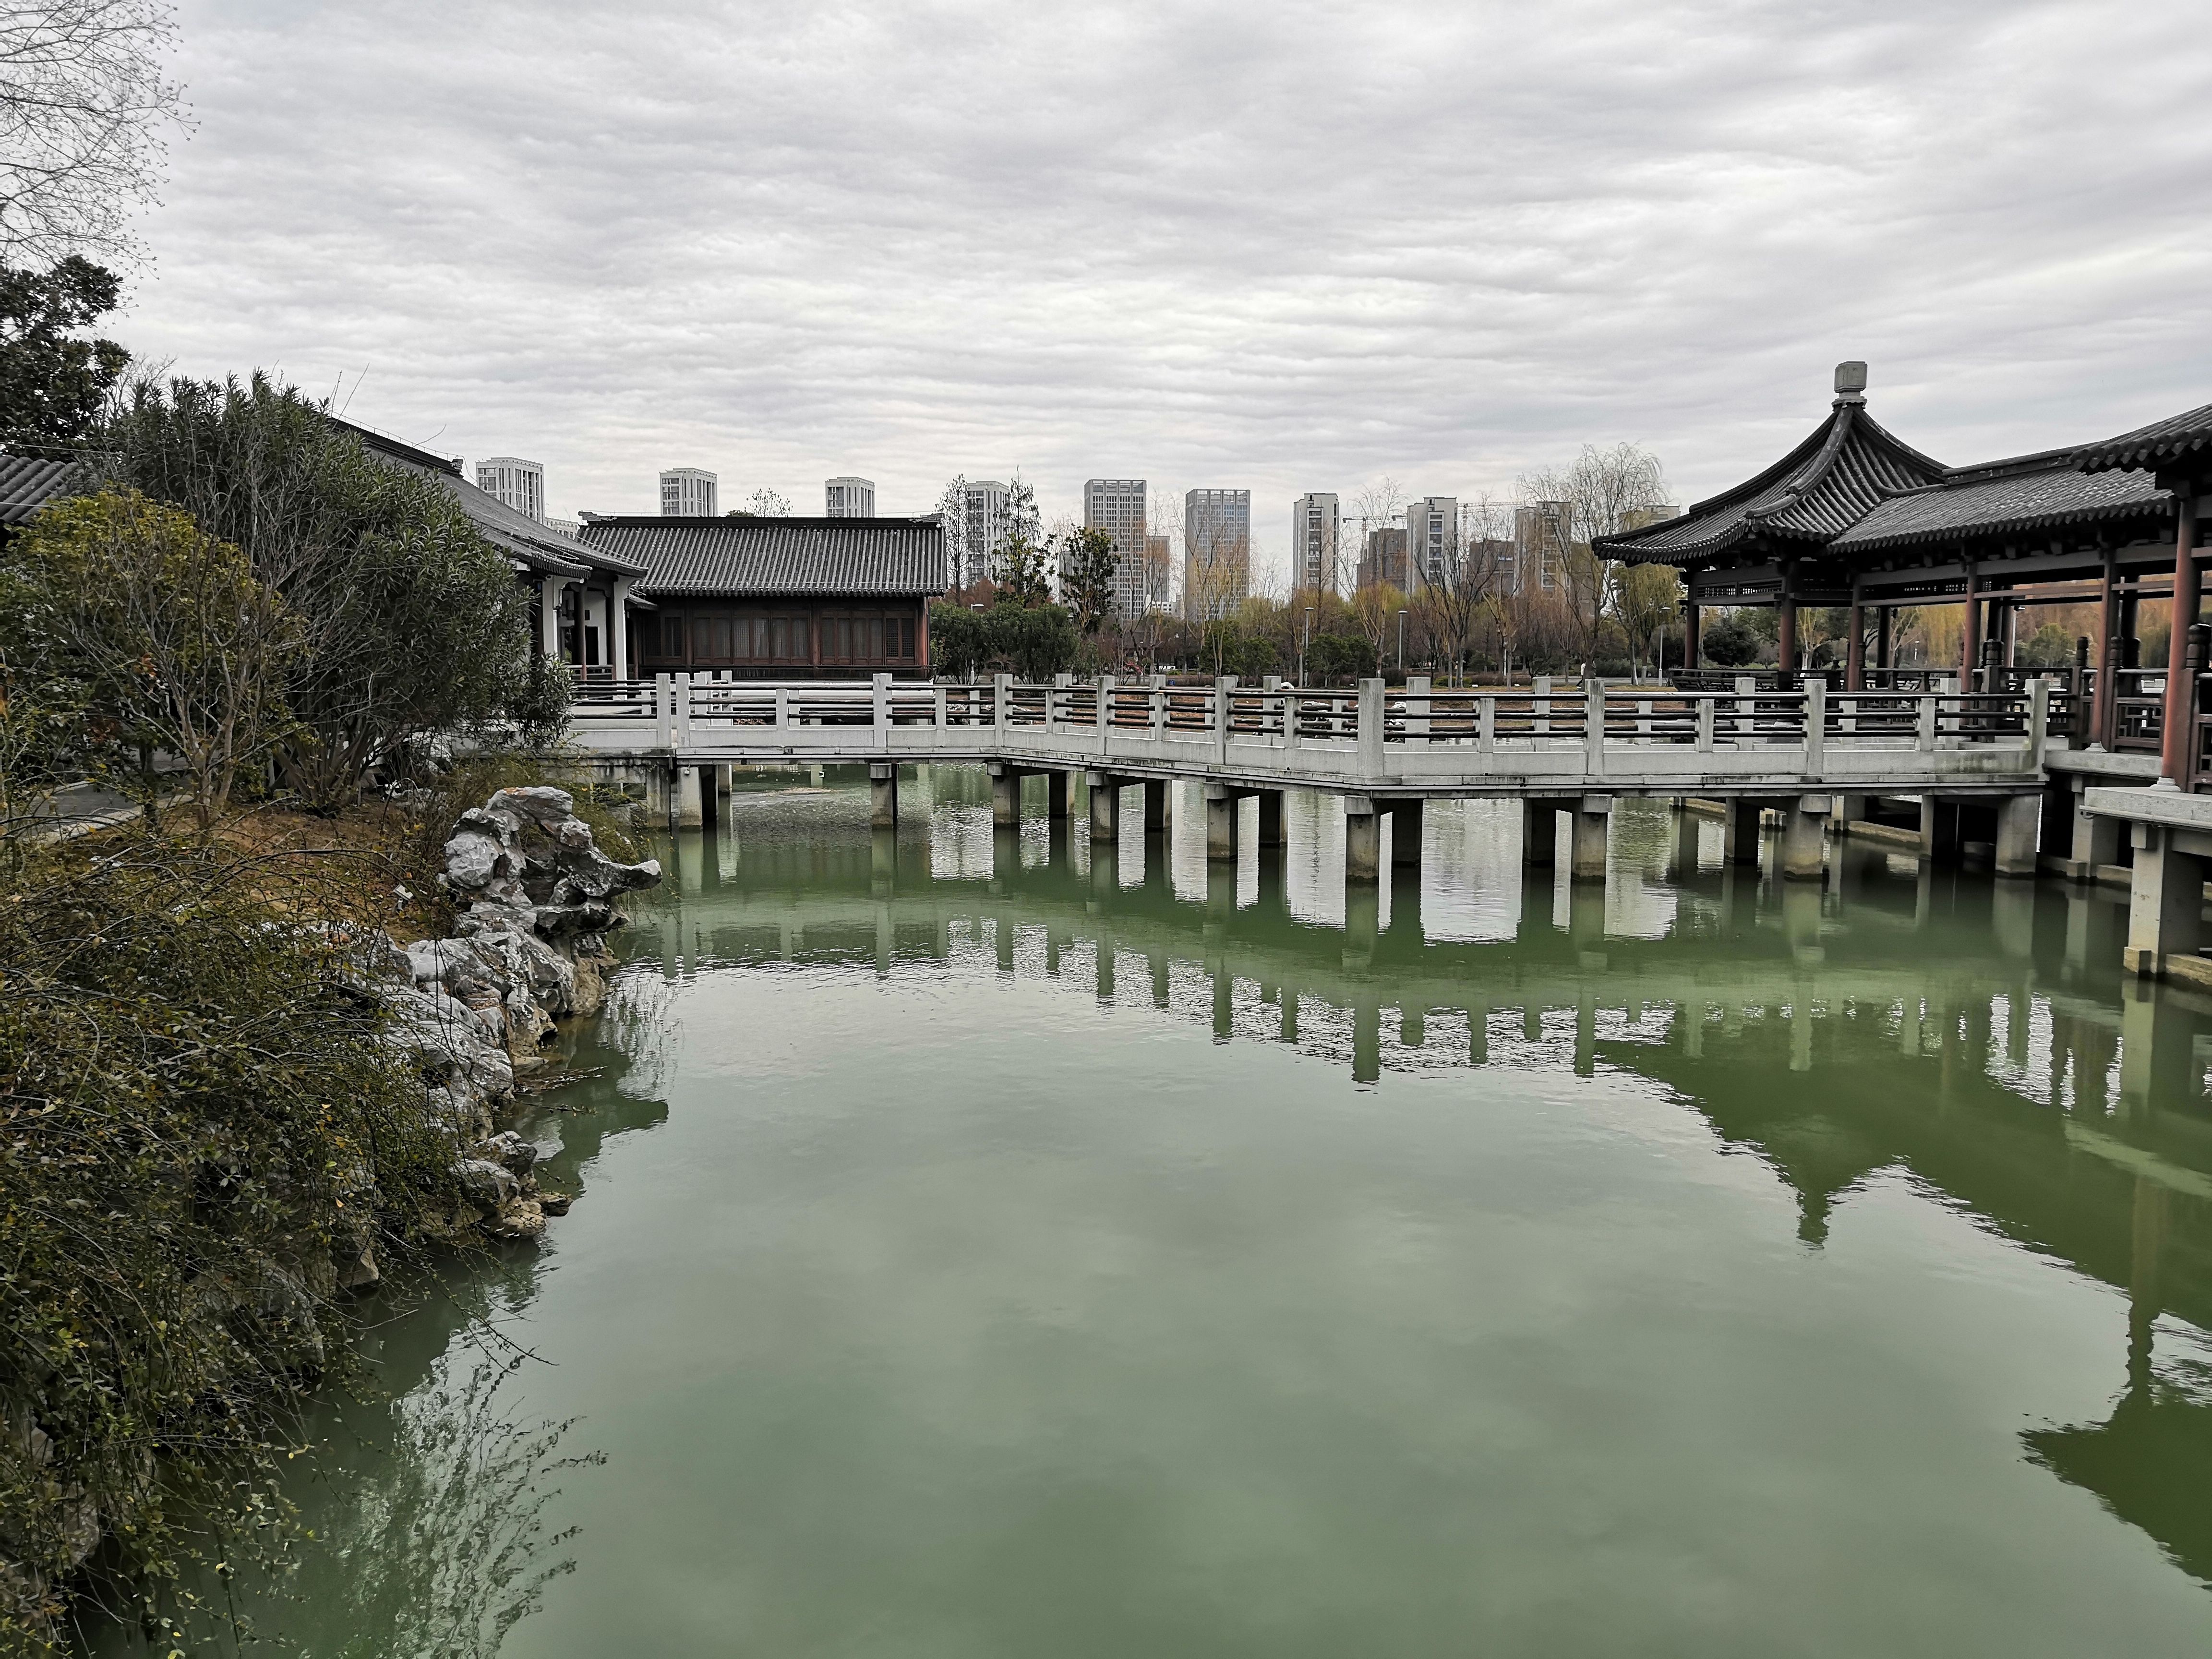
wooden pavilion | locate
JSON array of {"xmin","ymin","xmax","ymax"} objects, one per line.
[{"xmin": 1597, "ymin": 366, "xmax": 2211, "ymax": 770}]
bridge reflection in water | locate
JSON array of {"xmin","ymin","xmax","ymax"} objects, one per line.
[{"xmin": 643, "ymin": 764, "xmax": 2212, "ymax": 1591}]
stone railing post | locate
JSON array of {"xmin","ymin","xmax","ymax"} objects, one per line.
[
  {"xmin": 773, "ymin": 682, "xmax": 789, "ymax": 733},
  {"xmin": 1216, "ymin": 675, "xmax": 1237, "ymax": 763},
  {"xmin": 655, "ymin": 672, "xmax": 674, "ymax": 748},
  {"xmin": 1917, "ymin": 693, "xmax": 1937, "ymax": 752},
  {"xmin": 1585, "ymin": 678, "xmax": 1606, "ymax": 778},
  {"xmin": 1696, "ymin": 695, "xmax": 1715, "ymax": 753},
  {"xmin": 674, "ymin": 671, "xmax": 694, "ymax": 748},
  {"xmin": 1804, "ymin": 677, "xmax": 1825, "ymax": 777},
  {"xmin": 994, "ymin": 672, "xmax": 1010, "ymax": 732},
  {"xmin": 872, "ymin": 671, "xmax": 890, "ymax": 751},
  {"xmin": 1478, "ymin": 694, "xmax": 1496, "ymax": 754},
  {"xmin": 2029, "ymin": 676, "xmax": 2050, "ymax": 765},
  {"xmin": 1097, "ymin": 673, "xmax": 1115, "ymax": 753},
  {"xmin": 1358, "ymin": 677, "xmax": 1385, "ymax": 781}
]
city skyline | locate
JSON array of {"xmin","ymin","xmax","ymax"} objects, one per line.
[{"xmin": 109, "ymin": 4, "xmax": 2210, "ymax": 597}]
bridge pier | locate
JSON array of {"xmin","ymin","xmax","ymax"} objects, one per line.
[
  {"xmin": 1523, "ymin": 799, "xmax": 1559, "ymax": 866},
  {"xmin": 1260, "ymin": 789, "xmax": 1286, "ymax": 849},
  {"xmin": 1204, "ymin": 783, "xmax": 1250, "ymax": 862},
  {"xmin": 1570, "ymin": 795, "xmax": 1611, "ymax": 882},
  {"xmin": 1143, "ymin": 779, "xmax": 1169, "ymax": 836},
  {"xmin": 990, "ymin": 766, "xmax": 1020, "ymax": 828},
  {"xmin": 1046, "ymin": 769, "xmax": 1070, "ymax": 822},
  {"xmin": 1995, "ymin": 793, "xmax": 2041, "ymax": 878},
  {"xmin": 1671, "ymin": 802, "xmax": 1705, "ymax": 878},
  {"xmin": 2060, "ymin": 775, "xmax": 2123, "ymax": 881},
  {"xmin": 673, "ymin": 763, "xmax": 704, "ymax": 829},
  {"xmin": 2122, "ymin": 822, "xmax": 2207, "ymax": 983},
  {"xmin": 1781, "ymin": 795, "xmax": 1827, "ymax": 881},
  {"xmin": 869, "ymin": 763, "xmax": 898, "ymax": 830},
  {"xmin": 1724, "ymin": 798, "xmax": 1763, "ymax": 865},
  {"xmin": 1345, "ymin": 798, "xmax": 1382, "ymax": 883},
  {"xmin": 1087, "ymin": 771, "xmax": 1121, "ymax": 843},
  {"xmin": 1922, "ymin": 797, "xmax": 1964, "ymax": 864},
  {"xmin": 1388, "ymin": 798, "xmax": 1423, "ymax": 869}
]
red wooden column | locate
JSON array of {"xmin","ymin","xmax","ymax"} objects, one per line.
[
  {"xmin": 1960, "ymin": 562, "xmax": 1980, "ymax": 685},
  {"xmin": 2159, "ymin": 491, "xmax": 2200, "ymax": 784},
  {"xmin": 1683, "ymin": 601, "xmax": 1701, "ymax": 670},
  {"xmin": 1776, "ymin": 563, "xmax": 1798, "ymax": 673},
  {"xmin": 1845, "ymin": 581, "xmax": 1865, "ymax": 690},
  {"xmin": 2093, "ymin": 546, "xmax": 2117, "ymax": 747}
]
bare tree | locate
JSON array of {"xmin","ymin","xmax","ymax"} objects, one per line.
[
  {"xmin": 1520, "ymin": 443, "xmax": 1668, "ymax": 667},
  {"xmin": 1351, "ymin": 476, "xmax": 1406, "ymax": 591},
  {"xmin": 740, "ymin": 486, "xmax": 790, "ymax": 516},
  {"xmin": 934, "ymin": 474, "xmax": 970, "ymax": 587},
  {"xmin": 0, "ymin": 1, "xmax": 186, "ymax": 267},
  {"xmin": 1419, "ymin": 494, "xmax": 1504, "ymax": 684}
]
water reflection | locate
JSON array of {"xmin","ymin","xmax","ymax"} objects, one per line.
[{"xmin": 661, "ymin": 763, "xmax": 2212, "ymax": 1592}]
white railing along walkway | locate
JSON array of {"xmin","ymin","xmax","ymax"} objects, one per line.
[{"xmin": 562, "ymin": 673, "xmax": 2055, "ymax": 799}]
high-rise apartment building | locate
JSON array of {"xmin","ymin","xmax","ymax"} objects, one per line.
[
  {"xmin": 661, "ymin": 467, "xmax": 718, "ymax": 516},
  {"xmin": 959, "ymin": 480, "xmax": 1010, "ymax": 588},
  {"xmin": 826, "ymin": 477, "xmax": 877, "ymax": 517},
  {"xmin": 1291, "ymin": 493, "xmax": 1341, "ymax": 594},
  {"xmin": 1503, "ymin": 500, "xmax": 1572, "ymax": 595},
  {"xmin": 476, "ymin": 457, "xmax": 546, "ymax": 522},
  {"xmin": 1082, "ymin": 478, "xmax": 1150, "ymax": 615},
  {"xmin": 1406, "ymin": 496, "xmax": 1459, "ymax": 588},
  {"xmin": 1183, "ymin": 488, "xmax": 1252, "ymax": 621},
  {"xmin": 1357, "ymin": 526, "xmax": 1408, "ymax": 591}
]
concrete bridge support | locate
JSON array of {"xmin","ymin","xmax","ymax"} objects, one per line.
[
  {"xmin": 1345, "ymin": 799, "xmax": 1382, "ymax": 883},
  {"xmin": 1205, "ymin": 786, "xmax": 1239, "ymax": 862},
  {"xmin": 673, "ymin": 763, "xmax": 704, "ymax": 829},
  {"xmin": 1523, "ymin": 799, "xmax": 1559, "ymax": 867},
  {"xmin": 1143, "ymin": 780, "xmax": 1169, "ymax": 836},
  {"xmin": 1087, "ymin": 772, "xmax": 1121, "ymax": 843},
  {"xmin": 991, "ymin": 768, "xmax": 1020, "ymax": 828},
  {"xmin": 1922, "ymin": 797, "xmax": 1964, "ymax": 864},
  {"xmin": 869, "ymin": 763, "xmax": 898, "ymax": 830},
  {"xmin": 1389, "ymin": 799, "xmax": 1423, "ymax": 870},
  {"xmin": 1570, "ymin": 796, "xmax": 1611, "ymax": 882},
  {"xmin": 2060, "ymin": 776, "xmax": 2123, "ymax": 881},
  {"xmin": 1994, "ymin": 793, "xmax": 2042, "ymax": 878},
  {"xmin": 1725, "ymin": 798, "xmax": 1763, "ymax": 866},
  {"xmin": 1259, "ymin": 789, "xmax": 1286, "ymax": 849},
  {"xmin": 1046, "ymin": 769, "xmax": 1070, "ymax": 822},
  {"xmin": 2122, "ymin": 821, "xmax": 2206, "ymax": 983},
  {"xmin": 1781, "ymin": 795, "xmax": 1828, "ymax": 881}
]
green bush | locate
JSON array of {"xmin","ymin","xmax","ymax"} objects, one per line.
[{"xmin": 0, "ymin": 836, "xmax": 462, "ymax": 1650}]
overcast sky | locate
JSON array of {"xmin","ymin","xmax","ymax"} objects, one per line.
[{"xmin": 117, "ymin": 0, "xmax": 2212, "ymax": 578}]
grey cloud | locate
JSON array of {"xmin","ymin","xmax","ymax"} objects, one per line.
[{"xmin": 124, "ymin": 0, "xmax": 2212, "ymax": 567}]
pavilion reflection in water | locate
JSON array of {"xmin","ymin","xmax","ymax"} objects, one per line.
[{"xmin": 639, "ymin": 769, "xmax": 2212, "ymax": 1588}]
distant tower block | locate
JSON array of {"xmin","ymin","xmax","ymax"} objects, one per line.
[
  {"xmin": 477, "ymin": 457, "xmax": 546, "ymax": 521},
  {"xmin": 661, "ymin": 467, "xmax": 718, "ymax": 516},
  {"xmin": 827, "ymin": 477, "xmax": 877, "ymax": 517}
]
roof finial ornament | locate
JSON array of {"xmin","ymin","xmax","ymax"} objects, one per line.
[{"xmin": 1834, "ymin": 361, "xmax": 1868, "ymax": 405}]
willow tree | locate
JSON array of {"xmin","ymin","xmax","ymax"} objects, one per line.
[{"xmin": 99, "ymin": 373, "xmax": 567, "ymax": 812}]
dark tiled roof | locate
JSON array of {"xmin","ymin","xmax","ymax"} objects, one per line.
[
  {"xmin": 1832, "ymin": 453, "xmax": 2171, "ymax": 551},
  {"xmin": 1597, "ymin": 400, "xmax": 1946, "ymax": 564},
  {"xmin": 579, "ymin": 516, "xmax": 950, "ymax": 598},
  {"xmin": 328, "ymin": 416, "xmax": 641, "ymax": 580},
  {"xmin": 2073, "ymin": 403, "xmax": 2212, "ymax": 476},
  {"xmin": 0, "ymin": 452, "xmax": 81, "ymax": 524}
]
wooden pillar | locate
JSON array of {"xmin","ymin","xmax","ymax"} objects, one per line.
[
  {"xmin": 1683, "ymin": 602, "xmax": 1701, "ymax": 671},
  {"xmin": 1875, "ymin": 605, "xmax": 1893, "ymax": 673},
  {"xmin": 1845, "ymin": 597, "xmax": 1865, "ymax": 691},
  {"xmin": 1776, "ymin": 565, "xmax": 1798, "ymax": 673},
  {"xmin": 2095, "ymin": 545, "xmax": 2119, "ymax": 747},
  {"xmin": 2161, "ymin": 491, "xmax": 2200, "ymax": 784},
  {"xmin": 1961, "ymin": 562, "xmax": 1981, "ymax": 685}
]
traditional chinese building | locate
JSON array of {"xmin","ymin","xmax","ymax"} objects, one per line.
[
  {"xmin": 1597, "ymin": 365, "xmax": 2211, "ymax": 761},
  {"xmin": 575, "ymin": 514, "xmax": 948, "ymax": 679}
]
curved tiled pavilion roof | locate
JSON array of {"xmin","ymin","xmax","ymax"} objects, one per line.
[
  {"xmin": 578, "ymin": 515, "xmax": 949, "ymax": 600},
  {"xmin": 2072, "ymin": 403, "xmax": 2212, "ymax": 479},
  {"xmin": 1832, "ymin": 452, "xmax": 2170, "ymax": 553},
  {"xmin": 1596, "ymin": 392, "xmax": 1945, "ymax": 567}
]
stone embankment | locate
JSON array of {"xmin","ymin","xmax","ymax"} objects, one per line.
[{"xmin": 347, "ymin": 786, "xmax": 660, "ymax": 1278}]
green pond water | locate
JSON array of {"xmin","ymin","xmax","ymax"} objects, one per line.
[{"xmin": 90, "ymin": 769, "xmax": 2212, "ymax": 1655}]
